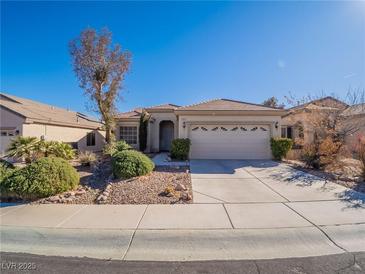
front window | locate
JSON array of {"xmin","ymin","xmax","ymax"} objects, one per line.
[
  {"xmin": 281, "ymin": 126, "xmax": 293, "ymax": 139},
  {"xmin": 120, "ymin": 126, "xmax": 137, "ymax": 145},
  {"xmin": 86, "ymin": 132, "xmax": 96, "ymax": 146}
]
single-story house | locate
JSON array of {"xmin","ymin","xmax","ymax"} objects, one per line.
[
  {"xmin": 282, "ymin": 96, "xmax": 365, "ymax": 158},
  {"xmin": 115, "ymin": 99, "xmax": 286, "ymax": 159},
  {"xmin": 341, "ymin": 103, "xmax": 365, "ymax": 151},
  {"xmin": 0, "ymin": 92, "xmax": 105, "ymax": 156}
]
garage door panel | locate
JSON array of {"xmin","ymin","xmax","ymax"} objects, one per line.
[{"xmin": 190, "ymin": 124, "xmax": 271, "ymax": 159}]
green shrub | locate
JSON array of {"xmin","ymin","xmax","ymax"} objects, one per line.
[
  {"xmin": 103, "ymin": 140, "xmax": 132, "ymax": 156},
  {"xmin": 171, "ymin": 138, "xmax": 191, "ymax": 160},
  {"xmin": 36, "ymin": 141, "xmax": 75, "ymax": 160},
  {"xmin": 112, "ymin": 150, "xmax": 154, "ymax": 179},
  {"xmin": 4, "ymin": 157, "xmax": 79, "ymax": 199},
  {"xmin": 270, "ymin": 138, "xmax": 293, "ymax": 160},
  {"xmin": 0, "ymin": 163, "xmax": 17, "ymax": 198},
  {"xmin": 78, "ymin": 151, "xmax": 97, "ymax": 166}
]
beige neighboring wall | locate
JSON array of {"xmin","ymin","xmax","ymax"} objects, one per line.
[
  {"xmin": 178, "ymin": 114, "xmax": 282, "ymax": 139},
  {"xmin": 147, "ymin": 112, "xmax": 178, "ymax": 152},
  {"xmin": 344, "ymin": 115, "xmax": 365, "ymax": 151},
  {"xmin": 281, "ymin": 112, "xmax": 315, "ymax": 144},
  {"xmin": 22, "ymin": 123, "xmax": 105, "ymax": 152},
  {"xmin": 0, "ymin": 108, "xmax": 25, "ymax": 155}
]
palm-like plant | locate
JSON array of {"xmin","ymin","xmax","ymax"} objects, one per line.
[
  {"xmin": 51, "ymin": 142, "xmax": 75, "ymax": 160},
  {"xmin": 6, "ymin": 136, "xmax": 39, "ymax": 163}
]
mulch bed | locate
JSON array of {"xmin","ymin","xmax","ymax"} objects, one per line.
[
  {"xmin": 106, "ymin": 166, "xmax": 192, "ymax": 204},
  {"xmin": 284, "ymin": 159, "xmax": 365, "ymax": 194}
]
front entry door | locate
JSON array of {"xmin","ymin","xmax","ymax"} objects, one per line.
[{"xmin": 159, "ymin": 121, "xmax": 174, "ymax": 151}]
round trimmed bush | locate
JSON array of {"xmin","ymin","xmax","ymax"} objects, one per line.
[
  {"xmin": 112, "ymin": 150, "xmax": 154, "ymax": 179},
  {"xmin": 5, "ymin": 157, "xmax": 79, "ymax": 199}
]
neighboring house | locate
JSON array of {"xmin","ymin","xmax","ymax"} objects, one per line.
[
  {"xmin": 342, "ymin": 103, "xmax": 365, "ymax": 152},
  {"xmin": 116, "ymin": 99, "xmax": 285, "ymax": 159},
  {"xmin": 0, "ymin": 93, "xmax": 105, "ymax": 156},
  {"xmin": 282, "ymin": 96, "xmax": 365, "ymax": 157},
  {"xmin": 281, "ymin": 97, "xmax": 348, "ymax": 145}
]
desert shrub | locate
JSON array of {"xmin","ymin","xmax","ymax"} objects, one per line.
[
  {"xmin": 78, "ymin": 151, "xmax": 97, "ymax": 166},
  {"xmin": 36, "ymin": 141, "xmax": 75, "ymax": 160},
  {"xmin": 6, "ymin": 136, "xmax": 39, "ymax": 163},
  {"xmin": 171, "ymin": 138, "xmax": 191, "ymax": 160},
  {"xmin": 112, "ymin": 150, "xmax": 154, "ymax": 179},
  {"xmin": 103, "ymin": 140, "xmax": 132, "ymax": 156},
  {"xmin": 270, "ymin": 138, "xmax": 293, "ymax": 160},
  {"xmin": 0, "ymin": 163, "xmax": 14, "ymax": 183},
  {"xmin": 4, "ymin": 157, "xmax": 79, "ymax": 199},
  {"xmin": 356, "ymin": 136, "xmax": 365, "ymax": 178},
  {"xmin": 301, "ymin": 144, "xmax": 320, "ymax": 169},
  {"xmin": 115, "ymin": 140, "xmax": 132, "ymax": 152},
  {"xmin": 318, "ymin": 137, "xmax": 341, "ymax": 167}
]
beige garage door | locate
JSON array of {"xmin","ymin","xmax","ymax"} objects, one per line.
[{"xmin": 190, "ymin": 124, "xmax": 271, "ymax": 159}]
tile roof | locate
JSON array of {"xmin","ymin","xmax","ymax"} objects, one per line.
[
  {"xmin": 342, "ymin": 103, "xmax": 365, "ymax": 116},
  {"xmin": 145, "ymin": 103, "xmax": 180, "ymax": 111},
  {"xmin": 176, "ymin": 98, "xmax": 284, "ymax": 111},
  {"xmin": 115, "ymin": 108, "xmax": 143, "ymax": 119},
  {"xmin": 0, "ymin": 93, "xmax": 103, "ymax": 129}
]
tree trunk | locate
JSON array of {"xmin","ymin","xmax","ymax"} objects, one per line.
[{"xmin": 105, "ymin": 124, "xmax": 112, "ymax": 144}]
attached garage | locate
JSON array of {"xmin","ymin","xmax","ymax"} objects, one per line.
[
  {"xmin": 175, "ymin": 99, "xmax": 286, "ymax": 160},
  {"xmin": 189, "ymin": 124, "xmax": 271, "ymax": 159}
]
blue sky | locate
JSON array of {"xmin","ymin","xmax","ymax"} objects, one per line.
[{"xmin": 1, "ymin": 1, "xmax": 364, "ymax": 116}]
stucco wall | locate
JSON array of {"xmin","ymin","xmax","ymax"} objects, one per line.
[
  {"xmin": 178, "ymin": 115, "xmax": 282, "ymax": 139},
  {"xmin": 22, "ymin": 123, "xmax": 105, "ymax": 152},
  {"xmin": 147, "ymin": 112, "xmax": 178, "ymax": 152},
  {"xmin": 282, "ymin": 112, "xmax": 314, "ymax": 144},
  {"xmin": 0, "ymin": 108, "xmax": 25, "ymax": 155},
  {"xmin": 344, "ymin": 115, "xmax": 365, "ymax": 152},
  {"xmin": 0, "ymin": 107, "xmax": 25, "ymax": 132}
]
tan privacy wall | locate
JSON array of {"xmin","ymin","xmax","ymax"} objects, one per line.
[{"xmin": 22, "ymin": 123, "xmax": 105, "ymax": 152}]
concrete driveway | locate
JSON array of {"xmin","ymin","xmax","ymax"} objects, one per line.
[{"xmin": 191, "ymin": 159, "xmax": 365, "ymax": 204}]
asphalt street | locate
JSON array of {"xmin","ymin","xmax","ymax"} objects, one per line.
[{"xmin": 1, "ymin": 252, "xmax": 365, "ymax": 274}]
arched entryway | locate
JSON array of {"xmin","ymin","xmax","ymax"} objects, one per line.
[{"xmin": 159, "ymin": 120, "xmax": 174, "ymax": 151}]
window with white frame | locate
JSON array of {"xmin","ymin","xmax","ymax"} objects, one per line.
[{"xmin": 120, "ymin": 126, "xmax": 137, "ymax": 145}]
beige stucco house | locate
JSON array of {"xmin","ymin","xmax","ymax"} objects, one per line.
[
  {"xmin": 0, "ymin": 93, "xmax": 105, "ymax": 156},
  {"xmin": 281, "ymin": 96, "xmax": 365, "ymax": 157},
  {"xmin": 115, "ymin": 99, "xmax": 286, "ymax": 159}
]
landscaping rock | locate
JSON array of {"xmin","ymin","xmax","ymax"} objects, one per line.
[
  {"xmin": 175, "ymin": 183, "xmax": 187, "ymax": 191},
  {"xmin": 180, "ymin": 191, "xmax": 192, "ymax": 201}
]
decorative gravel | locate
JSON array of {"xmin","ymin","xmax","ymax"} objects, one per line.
[
  {"xmin": 106, "ymin": 166, "xmax": 192, "ymax": 204},
  {"xmin": 285, "ymin": 159, "xmax": 365, "ymax": 194}
]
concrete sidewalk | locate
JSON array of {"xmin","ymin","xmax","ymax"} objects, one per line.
[{"xmin": 1, "ymin": 202, "xmax": 365, "ymax": 261}]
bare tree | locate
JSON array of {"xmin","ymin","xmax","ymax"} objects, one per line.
[
  {"xmin": 286, "ymin": 89, "xmax": 365, "ymax": 167},
  {"xmin": 262, "ymin": 96, "xmax": 284, "ymax": 108},
  {"xmin": 69, "ymin": 28, "xmax": 131, "ymax": 143}
]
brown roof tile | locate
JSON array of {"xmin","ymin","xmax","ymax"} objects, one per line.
[
  {"xmin": 177, "ymin": 98, "xmax": 283, "ymax": 111},
  {"xmin": 0, "ymin": 93, "xmax": 103, "ymax": 129}
]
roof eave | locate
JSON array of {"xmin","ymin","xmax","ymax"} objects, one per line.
[{"xmin": 174, "ymin": 110, "xmax": 287, "ymax": 116}]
